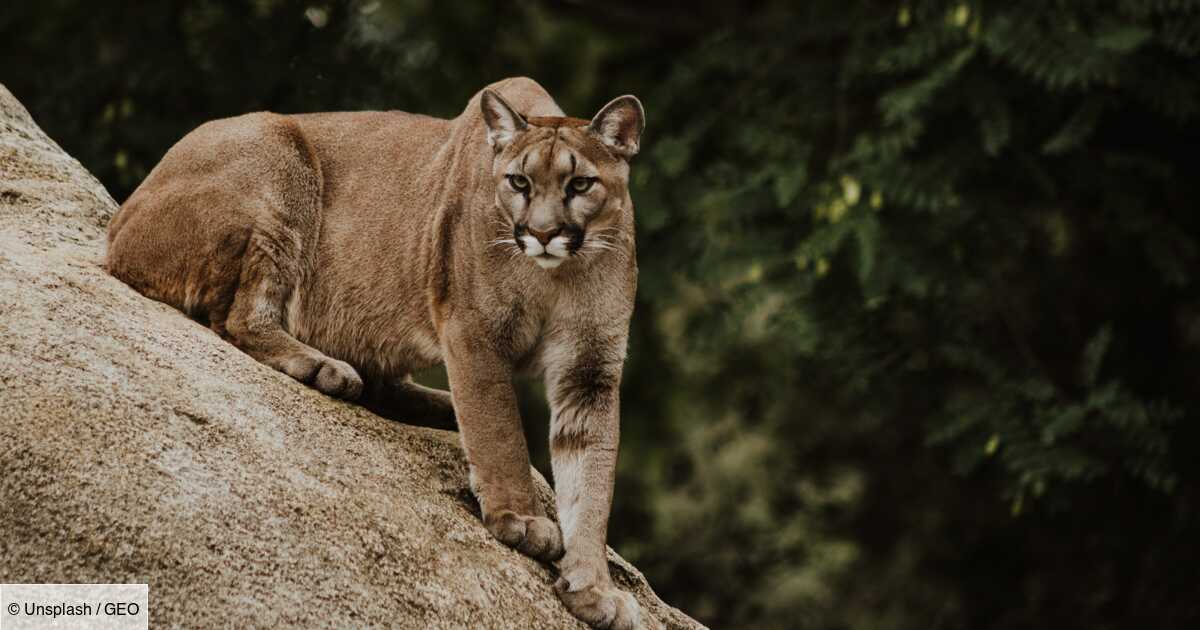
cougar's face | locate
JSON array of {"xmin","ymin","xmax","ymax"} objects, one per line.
[
  {"xmin": 494, "ymin": 127, "xmax": 627, "ymax": 269},
  {"xmin": 482, "ymin": 91, "xmax": 645, "ymax": 271}
]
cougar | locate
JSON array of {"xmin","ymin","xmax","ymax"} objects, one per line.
[{"xmin": 105, "ymin": 77, "xmax": 647, "ymax": 628}]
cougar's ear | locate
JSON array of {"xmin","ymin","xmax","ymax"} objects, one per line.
[
  {"xmin": 481, "ymin": 90, "xmax": 527, "ymax": 152},
  {"xmin": 588, "ymin": 95, "xmax": 645, "ymax": 159}
]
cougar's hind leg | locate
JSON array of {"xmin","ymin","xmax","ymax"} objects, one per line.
[
  {"xmin": 363, "ymin": 375, "xmax": 456, "ymax": 428},
  {"xmin": 223, "ymin": 117, "xmax": 362, "ymax": 400},
  {"xmin": 395, "ymin": 377, "xmax": 455, "ymax": 424},
  {"xmin": 224, "ymin": 226, "xmax": 363, "ymax": 400}
]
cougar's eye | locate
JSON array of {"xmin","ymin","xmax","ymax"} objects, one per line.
[
  {"xmin": 507, "ymin": 174, "xmax": 530, "ymax": 192},
  {"xmin": 568, "ymin": 177, "xmax": 594, "ymax": 194}
]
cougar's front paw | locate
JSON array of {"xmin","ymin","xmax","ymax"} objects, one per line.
[
  {"xmin": 278, "ymin": 353, "xmax": 363, "ymax": 400},
  {"xmin": 554, "ymin": 576, "xmax": 642, "ymax": 630},
  {"xmin": 484, "ymin": 510, "xmax": 565, "ymax": 562}
]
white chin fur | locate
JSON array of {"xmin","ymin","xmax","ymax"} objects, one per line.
[{"xmin": 533, "ymin": 255, "xmax": 565, "ymax": 269}]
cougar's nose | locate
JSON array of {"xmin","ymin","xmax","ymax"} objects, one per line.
[{"xmin": 526, "ymin": 225, "xmax": 561, "ymax": 246}]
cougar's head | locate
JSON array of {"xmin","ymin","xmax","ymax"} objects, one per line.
[{"xmin": 482, "ymin": 90, "xmax": 644, "ymax": 270}]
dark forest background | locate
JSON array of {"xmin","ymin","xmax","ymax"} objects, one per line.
[{"xmin": 4, "ymin": 1, "xmax": 1200, "ymax": 628}]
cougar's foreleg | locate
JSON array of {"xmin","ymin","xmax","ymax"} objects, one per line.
[
  {"xmin": 442, "ymin": 320, "xmax": 564, "ymax": 562},
  {"xmin": 545, "ymin": 330, "xmax": 641, "ymax": 630}
]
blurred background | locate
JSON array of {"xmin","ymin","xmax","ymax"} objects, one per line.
[{"xmin": 4, "ymin": 1, "xmax": 1200, "ymax": 628}]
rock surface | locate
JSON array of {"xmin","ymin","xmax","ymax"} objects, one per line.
[{"xmin": 0, "ymin": 84, "xmax": 703, "ymax": 630}]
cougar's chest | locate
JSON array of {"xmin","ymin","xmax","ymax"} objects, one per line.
[
  {"xmin": 482, "ymin": 298, "xmax": 537, "ymax": 361},
  {"xmin": 478, "ymin": 284, "xmax": 559, "ymax": 373}
]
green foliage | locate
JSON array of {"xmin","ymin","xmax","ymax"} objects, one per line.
[{"xmin": 5, "ymin": 1, "xmax": 1200, "ymax": 628}]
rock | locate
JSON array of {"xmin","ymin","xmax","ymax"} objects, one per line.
[{"xmin": 0, "ymin": 84, "xmax": 703, "ymax": 630}]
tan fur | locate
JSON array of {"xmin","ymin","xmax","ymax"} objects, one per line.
[{"xmin": 105, "ymin": 77, "xmax": 646, "ymax": 629}]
